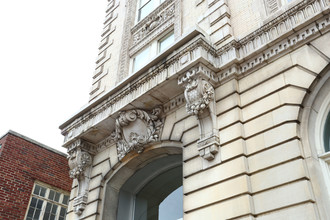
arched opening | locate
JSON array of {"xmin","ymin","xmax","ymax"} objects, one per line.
[
  {"xmin": 323, "ymin": 111, "xmax": 330, "ymax": 152},
  {"xmin": 299, "ymin": 64, "xmax": 330, "ymax": 219},
  {"xmin": 118, "ymin": 155, "xmax": 182, "ymax": 220},
  {"xmin": 101, "ymin": 141, "xmax": 183, "ymax": 220}
]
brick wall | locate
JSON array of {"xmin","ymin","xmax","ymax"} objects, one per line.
[{"xmin": 0, "ymin": 132, "xmax": 72, "ymax": 220}]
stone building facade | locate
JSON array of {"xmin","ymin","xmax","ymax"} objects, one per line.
[
  {"xmin": 0, "ymin": 130, "xmax": 72, "ymax": 220},
  {"xmin": 59, "ymin": 0, "xmax": 330, "ymax": 219}
]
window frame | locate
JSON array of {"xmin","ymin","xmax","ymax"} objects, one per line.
[
  {"xmin": 158, "ymin": 31, "xmax": 174, "ymax": 53},
  {"xmin": 314, "ymin": 84, "xmax": 330, "ymax": 199},
  {"xmin": 136, "ymin": 0, "xmax": 165, "ymax": 23},
  {"xmin": 130, "ymin": 30, "xmax": 174, "ymax": 74},
  {"xmin": 116, "ymin": 155, "xmax": 183, "ymax": 220},
  {"xmin": 24, "ymin": 182, "xmax": 70, "ymax": 220},
  {"xmin": 261, "ymin": 0, "xmax": 301, "ymax": 23}
]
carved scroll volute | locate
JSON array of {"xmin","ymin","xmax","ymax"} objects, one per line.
[
  {"xmin": 111, "ymin": 107, "xmax": 164, "ymax": 161},
  {"xmin": 67, "ymin": 139, "xmax": 95, "ymax": 216},
  {"xmin": 179, "ymin": 64, "xmax": 220, "ymax": 161}
]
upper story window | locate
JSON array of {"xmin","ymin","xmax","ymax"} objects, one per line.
[
  {"xmin": 158, "ymin": 31, "xmax": 174, "ymax": 53},
  {"xmin": 132, "ymin": 31, "xmax": 174, "ymax": 73},
  {"xmin": 324, "ymin": 111, "xmax": 330, "ymax": 152},
  {"xmin": 264, "ymin": 0, "xmax": 296, "ymax": 15},
  {"xmin": 133, "ymin": 46, "xmax": 150, "ymax": 73},
  {"xmin": 138, "ymin": 0, "xmax": 166, "ymax": 22},
  {"xmin": 25, "ymin": 183, "xmax": 70, "ymax": 220}
]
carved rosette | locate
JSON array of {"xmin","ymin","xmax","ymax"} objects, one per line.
[
  {"xmin": 111, "ymin": 107, "xmax": 163, "ymax": 160},
  {"xmin": 179, "ymin": 64, "xmax": 220, "ymax": 161},
  {"xmin": 67, "ymin": 139, "xmax": 95, "ymax": 215}
]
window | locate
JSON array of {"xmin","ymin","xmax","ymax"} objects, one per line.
[
  {"xmin": 25, "ymin": 183, "xmax": 70, "ymax": 220},
  {"xmin": 117, "ymin": 155, "xmax": 183, "ymax": 220},
  {"xmin": 133, "ymin": 47, "xmax": 150, "ymax": 73},
  {"xmin": 264, "ymin": 0, "xmax": 296, "ymax": 15},
  {"xmin": 137, "ymin": 0, "xmax": 165, "ymax": 22},
  {"xmin": 324, "ymin": 111, "xmax": 330, "ymax": 152},
  {"xmin": 158, "ymin": 31, "xmax": 174, "ymax": 53},
  {"xmin": 132, "ymin": 31, "xmax": 174, "ymax": 73}
]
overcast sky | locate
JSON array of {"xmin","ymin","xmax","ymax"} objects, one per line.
[{"xmin": 0, "ymin": 0, "xmax": 108, "ymax": 153}]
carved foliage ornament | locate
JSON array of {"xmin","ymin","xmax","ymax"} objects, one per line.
[
  {"xmin": 67, "ymin": 139, "xmax": 95, "ymax": 215},
  {"xmin": 179, "ymin": 65, "xmax": 220, "ymax": 161},
  {"xmin": 67, "ymin": 139, "xmax": 94, "ymax": 179},
  {"xmin": 184, "ymin": 77, "xmax": 215, "ymax": 116},
  {"xmin": 69, "ymin": 150, "xmax": 92, "ymax": 179},
  {"xmin": 111, "ymin": 107, "xmax": 163, "ymax": 160}
]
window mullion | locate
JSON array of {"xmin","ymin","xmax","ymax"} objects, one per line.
[
  {"xmin": 140, "ymin": 0, "xmax": 151, "ymax": 9},
  {"xmin": 39, "ymin": 198, "xmax": 47, "ymax": 220}
]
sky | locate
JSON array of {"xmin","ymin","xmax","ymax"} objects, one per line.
[{"xmin": 0, "ymin": 0, "xmax": 108, "ymax": 153}]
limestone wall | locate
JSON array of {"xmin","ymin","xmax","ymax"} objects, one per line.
[
  {"xmin": 62, "ymin": 0, "xmax": 330, "ymax": 219},
  {"xmin": 65, "ymin": 31, "xmax": 330, "ymax": 219}
]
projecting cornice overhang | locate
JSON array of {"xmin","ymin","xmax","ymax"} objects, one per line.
[
  {"xmin": 60, "ymin": 27, "xmax": 211, "ymax": 147},
  {"xmin": 60, "ymin": 0, "xmax": 329, "ymax": 149}
]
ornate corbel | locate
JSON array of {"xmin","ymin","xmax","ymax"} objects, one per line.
[
  {"xmin": 178, "ymin": 64, "xmax": 220, "ymax": 161},
  {"xmin": 67, "ymin": 139, "xmax": 96, "ymax": 215},
  {"xmin": 111, "ymin": 106, "xmax": 164, "ymax": 160}
]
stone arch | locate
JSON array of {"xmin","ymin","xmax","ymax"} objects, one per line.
[
  {"xmin": 99, "ymin": 140, "xmax": 183, "ymax": 220},
  {"xmin": 299, "ymin": 64, "xmax": 330, "ymax": 220}
]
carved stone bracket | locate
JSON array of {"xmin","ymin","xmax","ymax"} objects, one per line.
[
  {"xmin": 111, "ymin": 107, "xmax": 164, "ymax": 160},
  {"xmin": 67, "ymin": 139, "xmax": 96, "ymax": 215},
  {"xmin": 179, "ymin": 64, "xmax": 220, "ymax": 161}
]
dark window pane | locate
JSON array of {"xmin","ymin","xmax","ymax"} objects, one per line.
[
  {"xmin": 33, "ymin": 209, "xmax": 41, "ymax": 220},
  {"xmin": 30, "ymin": 197, "xmax": 37, "ymax": 208},
  {"xmin": 54, "ymin": 192, "xmax": 60, "ymax": 202},
  {"xmin": 43, "ymin": 212, "xmax": 50, "ymax": 220},
  {"xmin": 27, "ymin": 207, "xmax": 35, "ymax": 218},
  {"xmin": 49, "ymin": 214, "xmax": 56, "ymax": 220},
  {"xmin": 324, "ymin": 112, "xmax": 330, "ymax": 152},
  {"xmin": 48, "ymin": 190, "xmax": 55, "ymax": 200},
  {"xmin": 62, "ymin": 195, "xmax": 69, "ymax": 205},
  {"xmin": 36, "ymin": 200, "xmax": 43, "ymax": 209},
  {"xmin": 33, "ymin": 185, "xmax": 40, "ymax": 195},
  {"xmin": 45, "ymin": 203, "xmax": 52, "ymax": 213},
  {"xmin": 60, "ymin": 207, "xmax": 66, "ymax": 217},
  {"xmin": 40, "ymin": 187, "xmax": 46, "ymax": 197},
  {"xmin": 51, "ymin": 204, "xmax": 58, "ymax": 214}
]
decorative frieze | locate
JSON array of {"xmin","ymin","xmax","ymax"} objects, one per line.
[
  {"xmin": 179, "ymin": 65, "xmax": 218, "ymax": 116},
  {"xmin": 130, "ymin": 0, "xmax": 176, "ymax": 56},
  {"xmin": 132, "ymin": 3, "xmax": 175, "ymax": 46},
  {"xmin": 179, "ymin": 64, "xmax": 220, "ymax": 161},
  {"xmin": 111, "ymin": 107, "xmax": 164, "ymax": 160},
  {"xmin": 67, "ymin": 139, "xmax": 96, "ymax": 215}
]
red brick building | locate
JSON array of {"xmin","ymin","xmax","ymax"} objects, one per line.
[{"xmin": 0, "ymin": 130, "xmax": 72, "ymax": 220}]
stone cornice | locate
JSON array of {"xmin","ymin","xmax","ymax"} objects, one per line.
[
  {"xmin": 60, "ymin": 0, "xmax": 329, "ymax": 146},
  {"xmin": 61, "ymin": 31, "xmax": 214, "ymax": 146}
]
